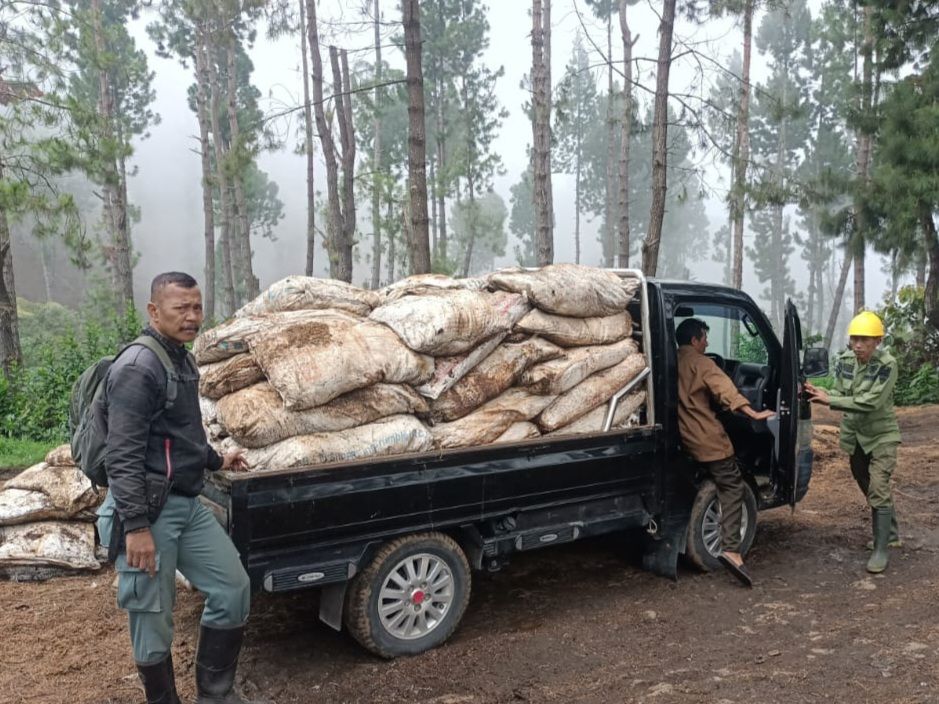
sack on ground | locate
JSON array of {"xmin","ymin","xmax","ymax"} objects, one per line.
[
  {"xmin": 494, "ymin": 422, "xmax": 541, "ymax": 443},
  {"xmin": 431, "ymin": 389, "xmax": 556, "ymax": 449},
  {"xmin": 217, "ymin": 382, "xmax": 429, "ymax": 448},
  {"xmin": 547, "ymin": 391, "xmax": 646, "ymax": 437},
  {"xmin": 520, "ymin": 339, "xmax": 638, "ymax": 394},
  {"xmin": 236, "ymin": 415, "xmax": 434, "ymax": 470},
  {"xmin": 251, "ymin": 318, "xmax": 434, "ymax": 410},
  {"xmin": 378, "ymin": 274, "xmax": 487, "ymax": 304},
  {"xmin": 199, "ymin": 353, "xmax": 265, "ymax": 400},
  {"xmin": 514, "ymin": 309, "xmax": 633, "ymax": 347},
  {"xmin": 235, "ymin": 276, "xmax": 379, "ymax": 318},
  {"xmin": 369, "ymin": 289, "xmax": 530, "ymax": 355},
  {"xmin": 0, "ymin": 521, "xmax": 99, "ymax": 571},
  {"xmin": 415, "ymin": 334, "xmax": 506, "ymax": 400},
  {"xmin": 44, "ymin": 445, "xmax": 74, "ymax": 467},
  {"xmin": 488, "ymin": 264, "xmax": 638, "ymax": 317},
  {"xmin": 0, "ymin": 463, "xmax": 99, "ymax": 526},
  {"xmin": 537, "ymin": 354, "xmax": 647, "ymax": 432},
  {"xmin": 430, "ymin": 337, "xmax": 561, "ymax": 422}
]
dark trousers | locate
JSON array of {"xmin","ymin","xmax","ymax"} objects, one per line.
[{"xmin": 703, "ymin": 456, "xmax": 746, "ymax": 553}]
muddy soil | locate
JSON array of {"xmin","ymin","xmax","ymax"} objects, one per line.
[{"xmin": 2, "ymin": 406, "xmax": 938, "ymax": 704}]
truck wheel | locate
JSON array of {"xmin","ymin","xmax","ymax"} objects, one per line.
[
  {"xmin": 343, "ymin": 532, "xmax": 471, "ymax": 658},
  {"xmin": 685, "ymin": 479, "xmax": 757, "ymax": 572}
]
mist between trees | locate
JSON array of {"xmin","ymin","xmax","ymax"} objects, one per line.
[{"xmin": 1, "ymin": 0, "xmax": 938, "ymax": 441}]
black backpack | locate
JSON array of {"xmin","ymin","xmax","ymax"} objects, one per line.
[{"xmin": 68, "ymin": 335, "xmax": 190, "ymax": 488}]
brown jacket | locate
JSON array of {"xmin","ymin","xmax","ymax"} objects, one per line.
[{"xmin": 677, "ymin": 345, "xmax": 749, "ymax": 462}]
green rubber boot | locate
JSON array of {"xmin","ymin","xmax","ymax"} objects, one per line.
[
  {"xmin": 866, "ymin": 507, "xmax": 892, "ymax": 574},
  {"xmin": 866, "ymin": 508, "xmax": 901, "ymax": 550}
]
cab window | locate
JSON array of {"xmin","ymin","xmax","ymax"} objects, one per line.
[{"xmin": 674, "ymin": 303, "xmax": 768, "ymax": 364}]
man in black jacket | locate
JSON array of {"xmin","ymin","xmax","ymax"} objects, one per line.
[{"xmin": 96, "ymin": 272, "xmax": 261, "ymax": 704}]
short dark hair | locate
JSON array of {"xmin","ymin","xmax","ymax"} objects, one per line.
[
  {"xmin": 151, "ymin": 272, "xmax": 198, "ymax": 300},
  {"xmin": 676, "ymin": 317, "xmax": 709, "ymax": 346}
]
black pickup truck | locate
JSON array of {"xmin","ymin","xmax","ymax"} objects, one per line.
[{"xmin": 201, "ymin": 271, "xmax": 828, "ymax": 657}]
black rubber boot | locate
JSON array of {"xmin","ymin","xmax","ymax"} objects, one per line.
[
  {"xmin": 137, "ymin": 653, "xmax": 182, "ymax": 704},
  {"xmin": 196, "ymin": 624, "xmax": 266, "ymax": 704},
  {"xmin": 866, "ymin": 507, "xmax": 891, "ymax": 574}
]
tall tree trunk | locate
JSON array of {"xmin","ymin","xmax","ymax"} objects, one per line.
[
  {"xmin": 403, "ymin": 0, "xmax": 431, "ymax": 274},
  {"xmin": 330, "ymin": 47, "xmax": 357, "ymax": 282},
  {"xmin": 461, "ymin": 182, "xmax": 477, "ymax": 278},
  {"xmin": 209, "ymin": 55, "xmax": 236, "ymax": 314},
  {"xmin": 429, "ymin": 157, "xmax": 438, "ymax": 257},
  {"xmin": 435, "ymin": 76, "xmax": 448, "ymax": 263},
  {"xmin": 386, "ymin": 197, "xmax": 396, "ymax": 282},
  {"xmin": 39, "ymin": 240, "xmax": 53, "ymax": 303},
  {"xmin": 731, "ymin": 0, "xmax": 753, "ymax": 289},
  {"xmin": 770, "ymin": 65, "xmax": 789, "ymax": 330},
  {"xmin": 617, "ymin": 0, "xmax": 634, "ymax": 268},
  {"xmin": 226, "ymin": 40, "xmax": 259, "ymax": 299},
  {"xmin": 194, "ymin": 30, "xmax": 216, "ymax": 320},
  {"xmin": 604, "ymin": 14, "xmax": 614, "ymax": 267},
  {"xmin": 0, "ymin": 192, "xmax": 21, "ymax": 376},
  {"xmin": 91, "ymin": 0, "xmax": 133, "ymax": 313},
  {"xmin": 299, "ymin": 0, "xmax": 316, "ymax": 277},
  {"xmin": 370, "ymin": 0, "xmax": 383, "ymax": 289},
  {"xmin": 641, "ymin": 0, "xmax": 676, "ymax": 276},
  {"xmin": 916, "ymin": 245, "xmax": 927, "ymax": 289},
  {"xmin": 853, "ymin": 4, "xmax": 875, "ymax": 313},
  {"xmin": 921, "ymin": 212, "xmax": 939, "ymax": 330},
  {"xmin": 575, "ymin": 127, "xmax": 582, "ymax": 265},
  {"xmin": 825, "ymin": 251, "xmax": 852, "ymax": 350},
  {"xmin": 307, "ymin": 0, "xmax": 345, "ymax": 282},
  {"xmin": 531, "ymin": 0, "xmax": 554, "ymax": 266}
]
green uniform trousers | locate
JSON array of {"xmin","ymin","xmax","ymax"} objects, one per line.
[
  {"xmin": 703, "ymin": 456, "xmax": 746, "ymax": 553},
  {"xmin": 97, "ymin": 492, "xmax": 251, "ymax": 664},
  {"xmin": 849, "ymin": 443, "xmax": 898, "ymax": 510}
]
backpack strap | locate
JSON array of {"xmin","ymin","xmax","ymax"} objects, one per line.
[{"xmin": 130, "ymin": 335, "xmax": 181, "ymax": 411}]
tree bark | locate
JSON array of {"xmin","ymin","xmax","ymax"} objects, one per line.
[
  {"xmin": 641, "ymin": 0, "xmax": 677, "ymax": 276},
  {"xmin": 208, "ymin": 53, "xmax": 236, "ymax": 314},
  {"xmin": 531, "ymin": 0, "xmax": 554, "ymax": 266},
  {"xmin": 852, "ymin": 4, "xmax": 874, "ymax": 314},
  {"xmin": 307, "ymin": 0, "xmax": 347, "ymax": 282},
  {"xmin": 91, "ymin": 0, "xmax": 134, "ymax": 313},
  {"xmin": 226, "ymin": 40, "xmax": 259, "ymax": 299},
  {"xmin": 331, "ymin": 47, "xmax": 357, "ymax": 282},
  {"xmin": 0, "ymin": 190, "xmax": 21, "ymax": 376},
  {"xmin": 403, "ymin": 0, "xmax": 431, "ymax": 274},
  {"xmin": 604, "ymin": 14, "xmax": 614, "ymax": 267},
  {"xmin": 461, "ymin": 183, "xmax": 477, "ymax": 278},
  {"xmin": 299, "ymin": 0, "xmax": 316, "ymax": 277},
  {"xmin": 731, "ymin": 0, "xmax": 753, "ymax": 290},
  {"xmin": 617, "ymin": 0, "xmax": 634, "ymax": 268},
  {"xmin": 370, "ymin": 0, "xmax": 383, "ymax": 289},
  {"xmin": 194, "ymin": 29, "xmax": 216, "ymax": 320},
  {"xmin": 921, "ymin": 212, "xmax": 939, "ymax": 330},
  {"xmin": 825, "ymin": 251, "xmax": 852, "ymax": 350}
]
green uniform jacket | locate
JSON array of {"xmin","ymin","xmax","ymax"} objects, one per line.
[{"xmin": 829, "ymin": 347, "xmax": 901, "ymax": 454}]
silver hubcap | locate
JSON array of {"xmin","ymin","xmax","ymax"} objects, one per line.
[
  {"xmin": 702, "ymin": 497, "xmax": 749, "ymax": 557},
  {"xmin": 378, "ymin": 552, "xmax": 454, "ymax": 640}
]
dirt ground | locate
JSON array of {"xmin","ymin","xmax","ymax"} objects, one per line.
[{"xmin": 2, "ymin": 406, "xmax": 938, "ymax": 704}]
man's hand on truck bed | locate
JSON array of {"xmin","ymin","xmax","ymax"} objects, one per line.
[{"xmin": 221, "ymin": 449, "xmax": 249, "ymax": 472}]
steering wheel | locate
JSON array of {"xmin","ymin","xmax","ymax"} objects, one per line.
[{"xmin": 705, "ymin": 352, "xmax": 725, "ymax": 371}]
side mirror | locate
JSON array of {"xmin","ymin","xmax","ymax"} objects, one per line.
[{"xmin": 802, "ymin": 346, "xmax": 829, "ymax": 378}]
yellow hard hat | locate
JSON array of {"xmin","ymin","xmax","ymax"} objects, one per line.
[{"xmin": 847, "ymin": 311, "xmax": 884, "ymax": 337}]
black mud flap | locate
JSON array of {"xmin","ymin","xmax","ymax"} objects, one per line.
[{"xmin": 641, "ymin": 507, "xmax": 691, "ymax": 580}]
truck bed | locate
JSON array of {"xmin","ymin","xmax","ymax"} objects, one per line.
[{"xmin": 202, "ymin": 422, "xmax": 663, "ymax": 592}]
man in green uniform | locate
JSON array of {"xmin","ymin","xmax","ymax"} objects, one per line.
[{"xmin": 805, "ymin": 311, "xmax": 901, "ymax": 574}]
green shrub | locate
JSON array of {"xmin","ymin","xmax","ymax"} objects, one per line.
[
  {"xmin": 879, "ymin": 286, "xmax": 939, "ymax": 406},
  {"xmin": 0, "ymin": 436, "xmax": 52, "ymax": 469},
  {"xmin": 0, "ymin": 305, "xmax": 142, "ymax": 442}
]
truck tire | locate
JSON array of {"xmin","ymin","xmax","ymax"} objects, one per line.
[
  {"xmin": 343, "ymin": 532, "xmax": 471, "ymax": 658},
  {"xmin": 684, "ymin": 479, "xmax": 757, "ymax": 572}
]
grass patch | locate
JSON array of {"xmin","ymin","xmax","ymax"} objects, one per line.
[{"xmin": 0, "ymin": 436, "xmax": 52, "ymax": 469}]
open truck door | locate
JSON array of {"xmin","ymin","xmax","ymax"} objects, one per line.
[{"xmin": 772, "ymin": 299, "xmax": 813, "ymax": 507}]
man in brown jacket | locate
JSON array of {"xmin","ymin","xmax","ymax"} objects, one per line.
[{"xmin": 676, "ymin": 318, "xmax": 774, "ymax": 586}]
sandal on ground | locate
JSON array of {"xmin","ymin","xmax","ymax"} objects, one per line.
[{"xmin": 718, "ymin": 553, "xmax": 753, "ymax": 588}]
